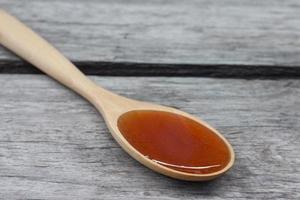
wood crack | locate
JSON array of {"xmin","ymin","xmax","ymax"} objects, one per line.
[{"xmin": 0, "ymin": 60, "xmax": 300, "ymax": 79}]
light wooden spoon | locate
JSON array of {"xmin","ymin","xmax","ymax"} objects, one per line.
[{"xmin": 0, "ymin": 10, "xmax": 234, "ymax": 181}]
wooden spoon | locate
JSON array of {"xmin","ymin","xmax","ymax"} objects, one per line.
[{"xmin": 0, "ymin": 10, "xmax": 234, "ymax": 181}]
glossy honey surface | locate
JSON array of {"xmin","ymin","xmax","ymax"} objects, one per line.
[{"xmin": 118, "ymin": 110, "xmax": 231, "ymax": 174}]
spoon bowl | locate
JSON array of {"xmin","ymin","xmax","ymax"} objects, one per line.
[
  {"xmin": 0, "ymin": 10, "xmax": 234, "ymax": 181},
  {"xmin": 90, "ymin": 90, "xmax": 234, "ymax": 181}
]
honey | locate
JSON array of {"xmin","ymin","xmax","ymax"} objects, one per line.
[{"xmin": 117, "ymin": 110, "xmax": 231, "ymax": 174}]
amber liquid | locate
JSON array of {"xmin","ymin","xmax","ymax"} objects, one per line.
[{"xmin": 117, "ymin": 110, "xmax": 231, "ymax": 174}]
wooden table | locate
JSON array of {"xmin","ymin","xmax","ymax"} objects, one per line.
[{"xmin": 0, "ymin": 1, "xmax": 299, "ymax": 199}]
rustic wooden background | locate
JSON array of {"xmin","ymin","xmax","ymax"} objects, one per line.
[{"xmin": 0, "ymin": 0, "xmax": 299, "ymax": 199}]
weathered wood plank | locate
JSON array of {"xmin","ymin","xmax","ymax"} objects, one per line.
[
  {"xmin": 0, "ymin": 0, "xmax": 300, "ymax": 70},
  {"xmin": 0, "ymin": 74, "xmax": 299, "ymax": 199}
]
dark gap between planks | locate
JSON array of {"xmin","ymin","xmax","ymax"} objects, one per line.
[{"xmin": 0, "ymin": 60, "xmax": 300, "ymax": 79}]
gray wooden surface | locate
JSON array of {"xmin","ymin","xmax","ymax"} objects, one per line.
[
  {"xmin": 0, "ymin": 0, "xmax": 299, "ymax": 199},
  {"xmin": 1, "ymin": 0, "xmax": 300, "ymax": 67},
  {"xmin": 0, "ymin": 75, "xmax": 299, "ymax": 199}
]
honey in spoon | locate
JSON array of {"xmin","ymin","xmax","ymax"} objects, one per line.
[{"xmin": 118, "ymin": 110, "xmax": 231, "ymax": 174}]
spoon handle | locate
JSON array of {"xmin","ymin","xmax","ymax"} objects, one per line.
[{"xmin": 0, "ymin": 10, "xmax": 103, "ymax": 101}]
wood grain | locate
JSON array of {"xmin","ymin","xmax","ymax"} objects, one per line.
[
  {"xmin": 0, "ymin": 74, "xmax": 299, "ymax": 199},
  {"xmin": 0, "ymin": 0, "xmax": 300, "ymax": 74}
]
